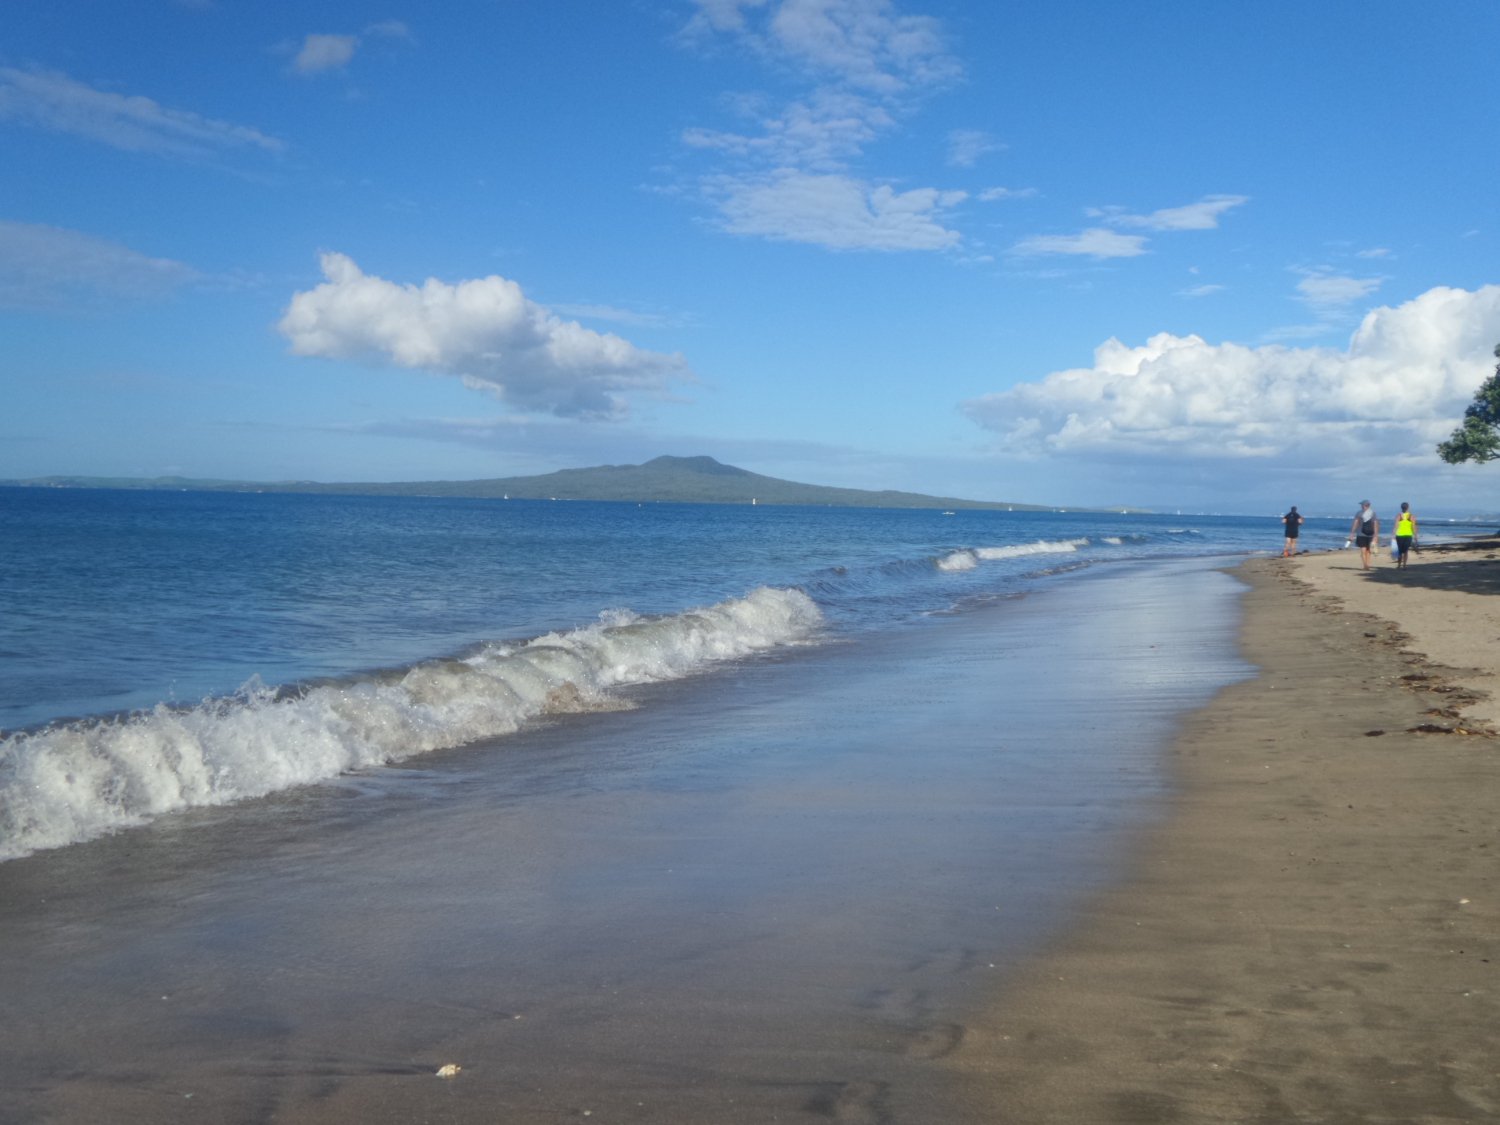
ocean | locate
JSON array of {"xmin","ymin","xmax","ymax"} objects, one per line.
[
  {"xmin": 0, "ymin": 487, "xmax": 1342, "ymax": 1121},
  {"xmin": 0, "ymin": 487, "xmax": 1311, "ymax": 861}
]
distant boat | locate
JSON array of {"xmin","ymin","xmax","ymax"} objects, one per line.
[{"xmin": 942, "ymin": 511, "xmax": 955, "ymax": 516}]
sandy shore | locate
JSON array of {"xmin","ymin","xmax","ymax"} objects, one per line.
[{"xmin": 948, "ymin": 541, "xmax": 1500, "ymax": 1122}]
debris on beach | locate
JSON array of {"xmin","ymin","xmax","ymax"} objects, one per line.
[{"xmin": 436, "ymin": 1063, "xmax": 461, "ymax": 1078}]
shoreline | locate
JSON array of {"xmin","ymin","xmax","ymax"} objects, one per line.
[
  {"xmin": 0, "ymin": 559, "xmax": 1245, "ymax": 1124},
  {"xmin": 946, "ymin": 544, "xmax": 1500, "ymax": 1120}
]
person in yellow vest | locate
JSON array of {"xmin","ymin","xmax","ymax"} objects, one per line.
[{"xmin": 1393, "ymin": 501, "xmax": 1418, "ymax": 568}]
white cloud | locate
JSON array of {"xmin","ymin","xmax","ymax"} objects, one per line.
[
  {"xmin": 685, "ymin": 0, "xmax": 771, "ymax": 35},
  {"xmin": 365, "ymin": 20, "xmax": 412, "ymax": 40},
  {"xmin": 1096, "ymin": 194, "xmax": 1249, "ymax": 232},
  {"xmin": 710, "ymin": 170, "xmax": 963, "ymax": 250},
  {"xmin": 680, "ymin": 2, "xmax": 963, "ymax": 251},
  {"xmin": 683, "ymin": 88, "xmax": 892, "ymax": 168},
  {"xmin": 1009, "ymin": 227, "xmax": 1148, "ymax": 259},
  {"xmin": 1009, "ymin": 195, "xmax": 1245, "ymax": 266},
  {"xmin": 765, "ymin": 0, "xmax": 959, "ymax": 93},
  {"xmin": 978, "ymin": 186, "xmax": 1037, "ymax": 202},
  {"xmin": 0, "ymin": 221, "xmax": 199, "ymax": 308},
  {"xmin": 962, "ymin": 285, "xmax": 1500, "ymax": 465},
  {"xmin": 1177, "ymin": 283, "xmax": 1226, "ymax": 299},
  {"xmin": 947, "ymin": 128, "xmax": 1001, "ymax": 168},
  {"xmin": 278, "ymin": 253, "xmax": 692, "ymax": 420},
  {"xmin": 1295, "ymin": 268, "xmax": 1384, "ymax": 312},
  {"xmin": 290, "ymin": 22, "xmax": 412, "ymax": 77},
  {"xmin": 1357, "ymin": 247, "xmax": 1392, "ymax": 259},
  {"xmin": 0, "ymin": 67, "xmax": 283, "ymax": 158},
  {"xmin": 549, "ymin": 302, "xmax": 678, "ymax": 328},
  {"xmin": 293, "ymin": 34, "xmax": 359, "ymax": 75}
]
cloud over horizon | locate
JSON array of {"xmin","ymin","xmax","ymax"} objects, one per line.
[
  {"xmin": 962, "ymin": 285, "xmax": 1500, "ymax": 468},
  {"xmin": 279, "ymin": 254, "xmax": 692, "ymax": 420}
]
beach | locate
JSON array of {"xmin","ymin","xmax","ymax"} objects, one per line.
[
  {"xmin": 4, "ymin": 515, "xmax": 1500, "ymax": 1122},
  {"xmin": 949, "ymin": 542, "xmax": 1500, "ymax": 1121},
  {"xmin": 0, "ymin": 556, "xmax": 1244, "ymax": 1124}
]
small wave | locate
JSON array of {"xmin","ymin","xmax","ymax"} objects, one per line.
[
  {"xmin": 937, "ymin": 538, "xmax": 1090, "ymax": 572},
  {"xmin": 0, "ymin": 587, "xmax": 822, "ymax": 861}
]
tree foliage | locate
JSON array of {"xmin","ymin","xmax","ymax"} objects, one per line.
[{"xmin": 1438, "ymin": 344, "xmax": 1500, "ymax": 464}]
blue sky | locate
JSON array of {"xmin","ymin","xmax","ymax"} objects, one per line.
[{"xmin": 3, "ymin": 0, "xmax": 1498, "ymax": 513}]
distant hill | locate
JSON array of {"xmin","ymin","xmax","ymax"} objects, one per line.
[{"xmin": 4, "ymin": 455, "xmax": 1060, "ymax": 511}]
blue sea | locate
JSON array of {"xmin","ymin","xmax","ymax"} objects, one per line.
[
  {"xmin": 1, "ymin": 486, "xmax": 1362, "ymax": 1120},
  {"xmin": 0, "ymin": 487, "xmax": 1340, "ymax": 862}
]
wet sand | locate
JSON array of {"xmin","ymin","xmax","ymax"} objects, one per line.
[{"xmin": 949, "ymin": 543, "xmax": 1500, "ymax": 1121}]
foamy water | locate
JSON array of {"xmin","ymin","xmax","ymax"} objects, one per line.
[
  {"xmin": 0, "ymin": 587, "xmax": 820, "ymax": 859},
  {"xmin": 936, "ymin": 537, "xmax": 1091, "ymax": 571},
  {"xmin": 0, "ymin": 489, "xmax": 1367, "ymax": 861}
]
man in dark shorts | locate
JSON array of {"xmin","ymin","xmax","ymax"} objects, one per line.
[
  {"xmin": 1282, "ymin": 505, "xmax": 1303, "ymax": 557},
  {"xmin": 1349, "ymin": 500, "xmax": 1378, "ymax": 571}
]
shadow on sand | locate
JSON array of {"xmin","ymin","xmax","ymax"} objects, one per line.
[{"xmin": 1360, "ymin": 538, "xmax": 1500, "ymax": 596}]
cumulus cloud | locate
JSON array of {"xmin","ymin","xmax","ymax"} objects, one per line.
[
  {"xmin": 0, "ymin": 221, "xmax": 199, "ymax": 308},
  {"xmin": 278, "ymin": 253, "xmax": 692, "ymax": 420},
  {"xmin": 0, "ymin": 66, "xmax": 283, "ymax": 158},
  {"xmin": 962, "ymin": 285, "xmax": 1500, "ymax": 466},
  {"xmin": 710, "ymin": 170, "xmax": 963, "ymax": 250},
  {"xmin": 1009, "ymin": 227, "xmax": 1148, "ymax": 259}
]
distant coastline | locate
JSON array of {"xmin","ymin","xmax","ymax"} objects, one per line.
[{"xmin": 2, "ymin": 454, "xmax": 1138, "ymax": 513}]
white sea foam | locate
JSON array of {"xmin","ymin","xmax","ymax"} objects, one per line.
[
  {"xmin": 937, "ymin": 538, "xmax": 1090, "ymax": 572},
  {"xmin": 0, "ymin": 586, "xmax": 822, "ymax": 861}
]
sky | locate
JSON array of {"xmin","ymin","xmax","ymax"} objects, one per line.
[{"xmin": 3, "ymin": 0, "xmax": 1499, "ymax": 515}]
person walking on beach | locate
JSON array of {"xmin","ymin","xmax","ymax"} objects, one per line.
[
  {"xmin": 1281, "ymin": 505, "xmax": 1303, "ymax": 557},
  {"xmin": 1350, "ymin": 500, "xmax": 1379, "ymax": 570},
  {"xmin": 1393, "ymin": 502, "xmax": 1418, "ymax": 568}
]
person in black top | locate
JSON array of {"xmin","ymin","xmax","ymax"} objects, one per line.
[
  {"xmin": 1281, "ymin": 505, "xmax": 1303, "ymax": 557},
  {"xmin": 1349, "ymin": 500, "xmax": 1378, "ymax": 571}
]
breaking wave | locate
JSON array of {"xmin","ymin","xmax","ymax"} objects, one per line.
[
  {"xmin": 936, "ymin": 537, "xmax": 1091, "ymax": 572},
  {"xmin": 0, "ymin": 587, "xmax": 821, "ymax": 861}
]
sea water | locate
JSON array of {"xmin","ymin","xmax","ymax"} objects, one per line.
[
  {"xmin": 0, "ymin": 487, "xmax": 1337, "ymax": 861},
  {"xmin": 0, "ymin": 487, "xmax": 1335, "ymax": 1121}
]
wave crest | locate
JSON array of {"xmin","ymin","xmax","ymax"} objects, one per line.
[
  {"xmin": 0, "ymin": 587, "xmax": 821, "ymax": 861},
  {"xmin": 937, "ymin": 537, "xmax": 1091, "ymax": 572}
]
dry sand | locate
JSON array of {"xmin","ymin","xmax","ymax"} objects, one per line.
[{"xmin": 947, "ymin": 541, "xmax": 1500, "ymax": 1122}]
